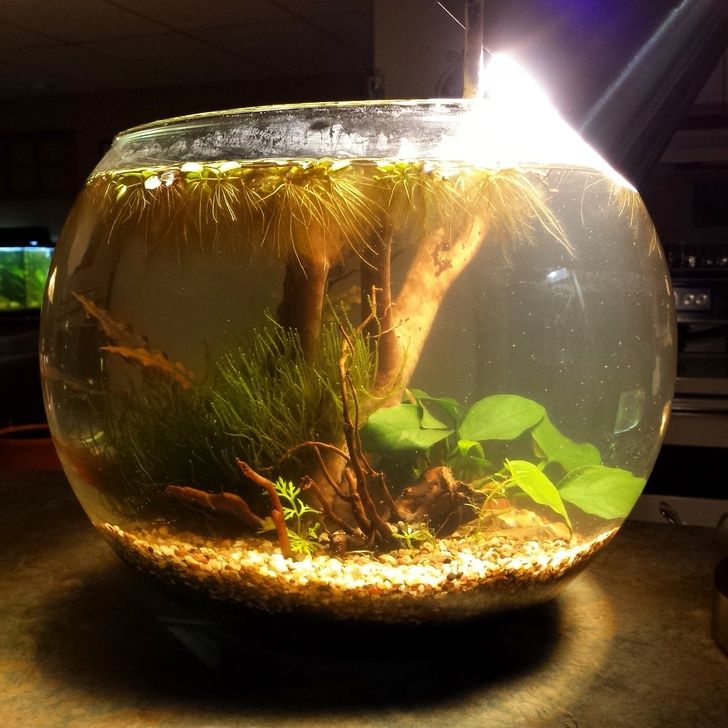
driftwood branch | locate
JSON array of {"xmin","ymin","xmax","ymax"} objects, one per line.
[
  {"xmin": 280, "ymin": 440, "xmax": 350, "ymax": 465},
  {"xmin": 338, "ymin": 325, "xmax": 396, "ymax": 547},
  {"xmin": 375, "ymin": 472, "xmax": 405, "ymax": 523},
  {"xmin": 279, "ymin": 441, "xmax": 356, "ymax": 504},
  {"xmin": 377, "ymin": 216, "xmax": 489, "ymax": 402},
  {"xmin": 301, "ymin": 476, "xmax": 360, "ymax": 538},
  {"xmin": 236, "ymin": 458, "xmax": 291, "ymax": 558},
  {"xmin": 361, "ymin": 232, "xmax": 399, "ymax": 392},
  {"xmin": 310, "ymin": 445, "xmax": 357, "ymax": 503},
  {"xmin": 343, "ymin": 469, "xmax": 372, "ymax": 533},
  {"xmin": 165, "ymin": 484, "xmax": 264, "ymax": 530},
  {"xmin": 277, "ymin": 254, "xmax": 330, "ymax": 361}
]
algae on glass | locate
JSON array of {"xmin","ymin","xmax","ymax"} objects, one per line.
[{"xmin": 40, "ymin": 102, "xmax": 675, "ymax": 621}]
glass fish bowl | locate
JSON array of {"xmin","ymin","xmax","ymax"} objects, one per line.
[{"xmin": 40, "ymin": 96, "xmax": 675, "ymax": 623}]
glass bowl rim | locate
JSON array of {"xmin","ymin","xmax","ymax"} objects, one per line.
[{"xmin": 117, "ymin": 98, "xmax": 480, "ymax": 141}]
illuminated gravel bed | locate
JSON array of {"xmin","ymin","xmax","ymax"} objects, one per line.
[{"xmin": 100, "ymin": 520, "xmax": 617, "ymax": 622}]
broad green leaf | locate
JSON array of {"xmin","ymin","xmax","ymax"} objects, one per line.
[
  {"xmin": 449, "ymin": 452, "xmax": 491, "ymax": 480},
  {"xmin": 460, "ymin": 394, "xmax": 545, "ymax": 441},
  {"xmin": 406, "ymin": 388, "xmax": 431, "ymax": 400},
  {"xmin": 457, "ymin": 438, "xmax": 486, "ymax": 459},
  {"xmin": 449, "ymin": 440, "xmax": 491, "ymax": 479},
  {"xmin": 506, "ymin": 459, "xmax": 571, "ymax": 528},
  {"xmin": 419, "ymin": 400, "xmax": 451, "ymax": 430},
  {"xmin": 408, "ymin": 388, "xmax": 467, "ymax": 425},
  {"xmin": 558, "ymin": 465, "xmax": 646, "ymax": 520},
  {"xmin": 532, "ymin": 415, "xmax": 601, "ymax": 471},
  {"xmin": 360, "ymin": 403, "xmax": 452, "ymax": 452}
]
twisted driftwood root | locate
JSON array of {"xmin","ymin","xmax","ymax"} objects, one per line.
[
  {"xmin": 165, "ymin": 484, "xmax": 264, "ymax": 530},
  {"xmin": 236, "ymin": 459, "xmax": 292, "ymax": 558},
  {"xmin": 393, "ymin": 466, "xmax": 481, "ymax": 536}
]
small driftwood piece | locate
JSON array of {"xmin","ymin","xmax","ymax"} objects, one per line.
[
  {"xmin": 165, "ymin": 484, "xmax": 264, "ymax": 530},
  {"xmin": 394, "ymin": 465, "xmax": 480, "ymax": 536},
  {"xmin": 236, "ymin": 458, "xmax": 292, "ymax": 559},
  {"xmin": 102, "ymin": 345, "xmax": 195, "ymax": 388}
]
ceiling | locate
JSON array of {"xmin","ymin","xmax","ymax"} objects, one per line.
[
  {"xmin": 0, "ymin": 0, "xmax": 374, "ymax": 99},
  {"xmin": 0, "ymin": 0, "xmax": 725, "ymax": 119}
]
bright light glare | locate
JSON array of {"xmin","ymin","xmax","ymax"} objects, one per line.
[
  {"xmin": 441, "ymin": 53, "xmax": 635, "ymax": 191},
  {"xmin": 396, "ymin": 137, "xmax": 418, "ymax": 159},
  {"xmin": 479, "ymin": 53, "xmax": 553, "ymax": 111}
]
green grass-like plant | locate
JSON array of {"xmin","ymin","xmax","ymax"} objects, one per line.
[
  {"xmin": 104, "ymin": 314, "xmax": 375, "ymax": 511},
  {"xmin": 211, "ymin": 315, "xmax": 375, "ymax": 473}
]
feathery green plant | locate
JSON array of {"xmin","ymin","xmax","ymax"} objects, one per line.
[
  {"xmin": 103, "ymin": 314, "xmax": 375, "ymax": 509},
  {"xmin": 211, "ymin": 315, "xmax": 375, "ymax": 473},
  {"xmin": 258, "ymin": 477, "xmax": 323, "ymax": 557}
]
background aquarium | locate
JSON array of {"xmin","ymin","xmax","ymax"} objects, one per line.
[
  {"xmin": 0, "ymin": 240, "xmax": 54, "ymax": 311},
  {"xmin": 40, "ymin": 100, "xmax": 675, "ymax": 622}
]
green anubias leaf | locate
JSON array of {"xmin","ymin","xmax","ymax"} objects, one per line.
[
  {"xmin": 408, "ymin": 388, "xmax": 467, "ymax": 426},
  {"xmin": 457, "ymin": 438, "xmax": 486, "ymax": 459},
  {"xmin": 449, "ymin": 453, "xmax": 491, "ymax": 480},
  {"xmin": 558, "ymin": 465, "xmax": 645, "ymax": 520},
  {"xmin": 532, "ymin": 414, "xmax": 601, "ymax": 471},
  {"xmin": 420, "ymin": 400, "xmax": 452, "ymax": 430},
  {"xmin": 448, "ymin": 439, "xmax": 491, "ymax": 479},
  {"xmin": 506, "ymin": 459, "xmax": 571, "ymax": 528},
  {"xmin": 460, "ymin": 394, "xmax": 545, "ymax": 442},
  {"xmin": 360, "ymin": 403, "xmax": 452, "ymax": 452}
]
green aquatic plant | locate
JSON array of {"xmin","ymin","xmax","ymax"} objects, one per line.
[
  {"xmin": 0, "ymin": 247, "xmax": 51, "ymax": 309},
  {"xmin": 392, "ymin": 521, "xmax": 436, "ymax": 550},
  {"xmin": 473, "ymin": 167, "xmax": 571, "ymax": 255},
  {"xmin": 0, "ymin": 258, "xmax": 25, "ymax": 309},
  {"xmin": 287, "ymin": 523, "xmax": 323, "ymax": 558},
  {"xmin": 258, "ymin": 477, "xmax": 323, "ymax": 557},
  {"xmin": 211, "ymin": 314, "xmax": 375, "ymax": 472},
  {"xmin": 361, "ymin": 391, "xmax": 646, "ymax": 527},
  {"xmin": 77, "ymin": 298, "xmax": 376, "ymax": 514},
  {"xmin": 89, "ymin": 158, "xmax": 576, "ymax": 389},
  {"xmin": 105, "ymin": 372, "xmax": 240, "ymax": 511},
  {"xmin": 74, "ymin": 156, "xmax": 655, "ymax": 552},
  {"xmin": 78, "ymin": 288, "xmax": 643, "ymax": 551}
]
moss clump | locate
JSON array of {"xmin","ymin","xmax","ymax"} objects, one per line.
[
  {"xmin": 211, "ymin": 315, "xmax": 375, "ymax": 475},
  {"xmin": 102, "ymin": 314, "xmax": 375, "ymax": 514}
]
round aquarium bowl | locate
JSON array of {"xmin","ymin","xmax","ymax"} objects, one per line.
[{"xmin": 40, "ymin": 97, "xmax": 675, "ymax": 623}]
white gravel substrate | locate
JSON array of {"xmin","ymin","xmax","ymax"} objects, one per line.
[{"xmin": 99, "ymin": 521, "xmax": 617, "ymax": 622}]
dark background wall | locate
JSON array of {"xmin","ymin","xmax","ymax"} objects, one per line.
[{"xmin": 1, "ymin": 0, "xmax": 727, "ymax": 431}]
